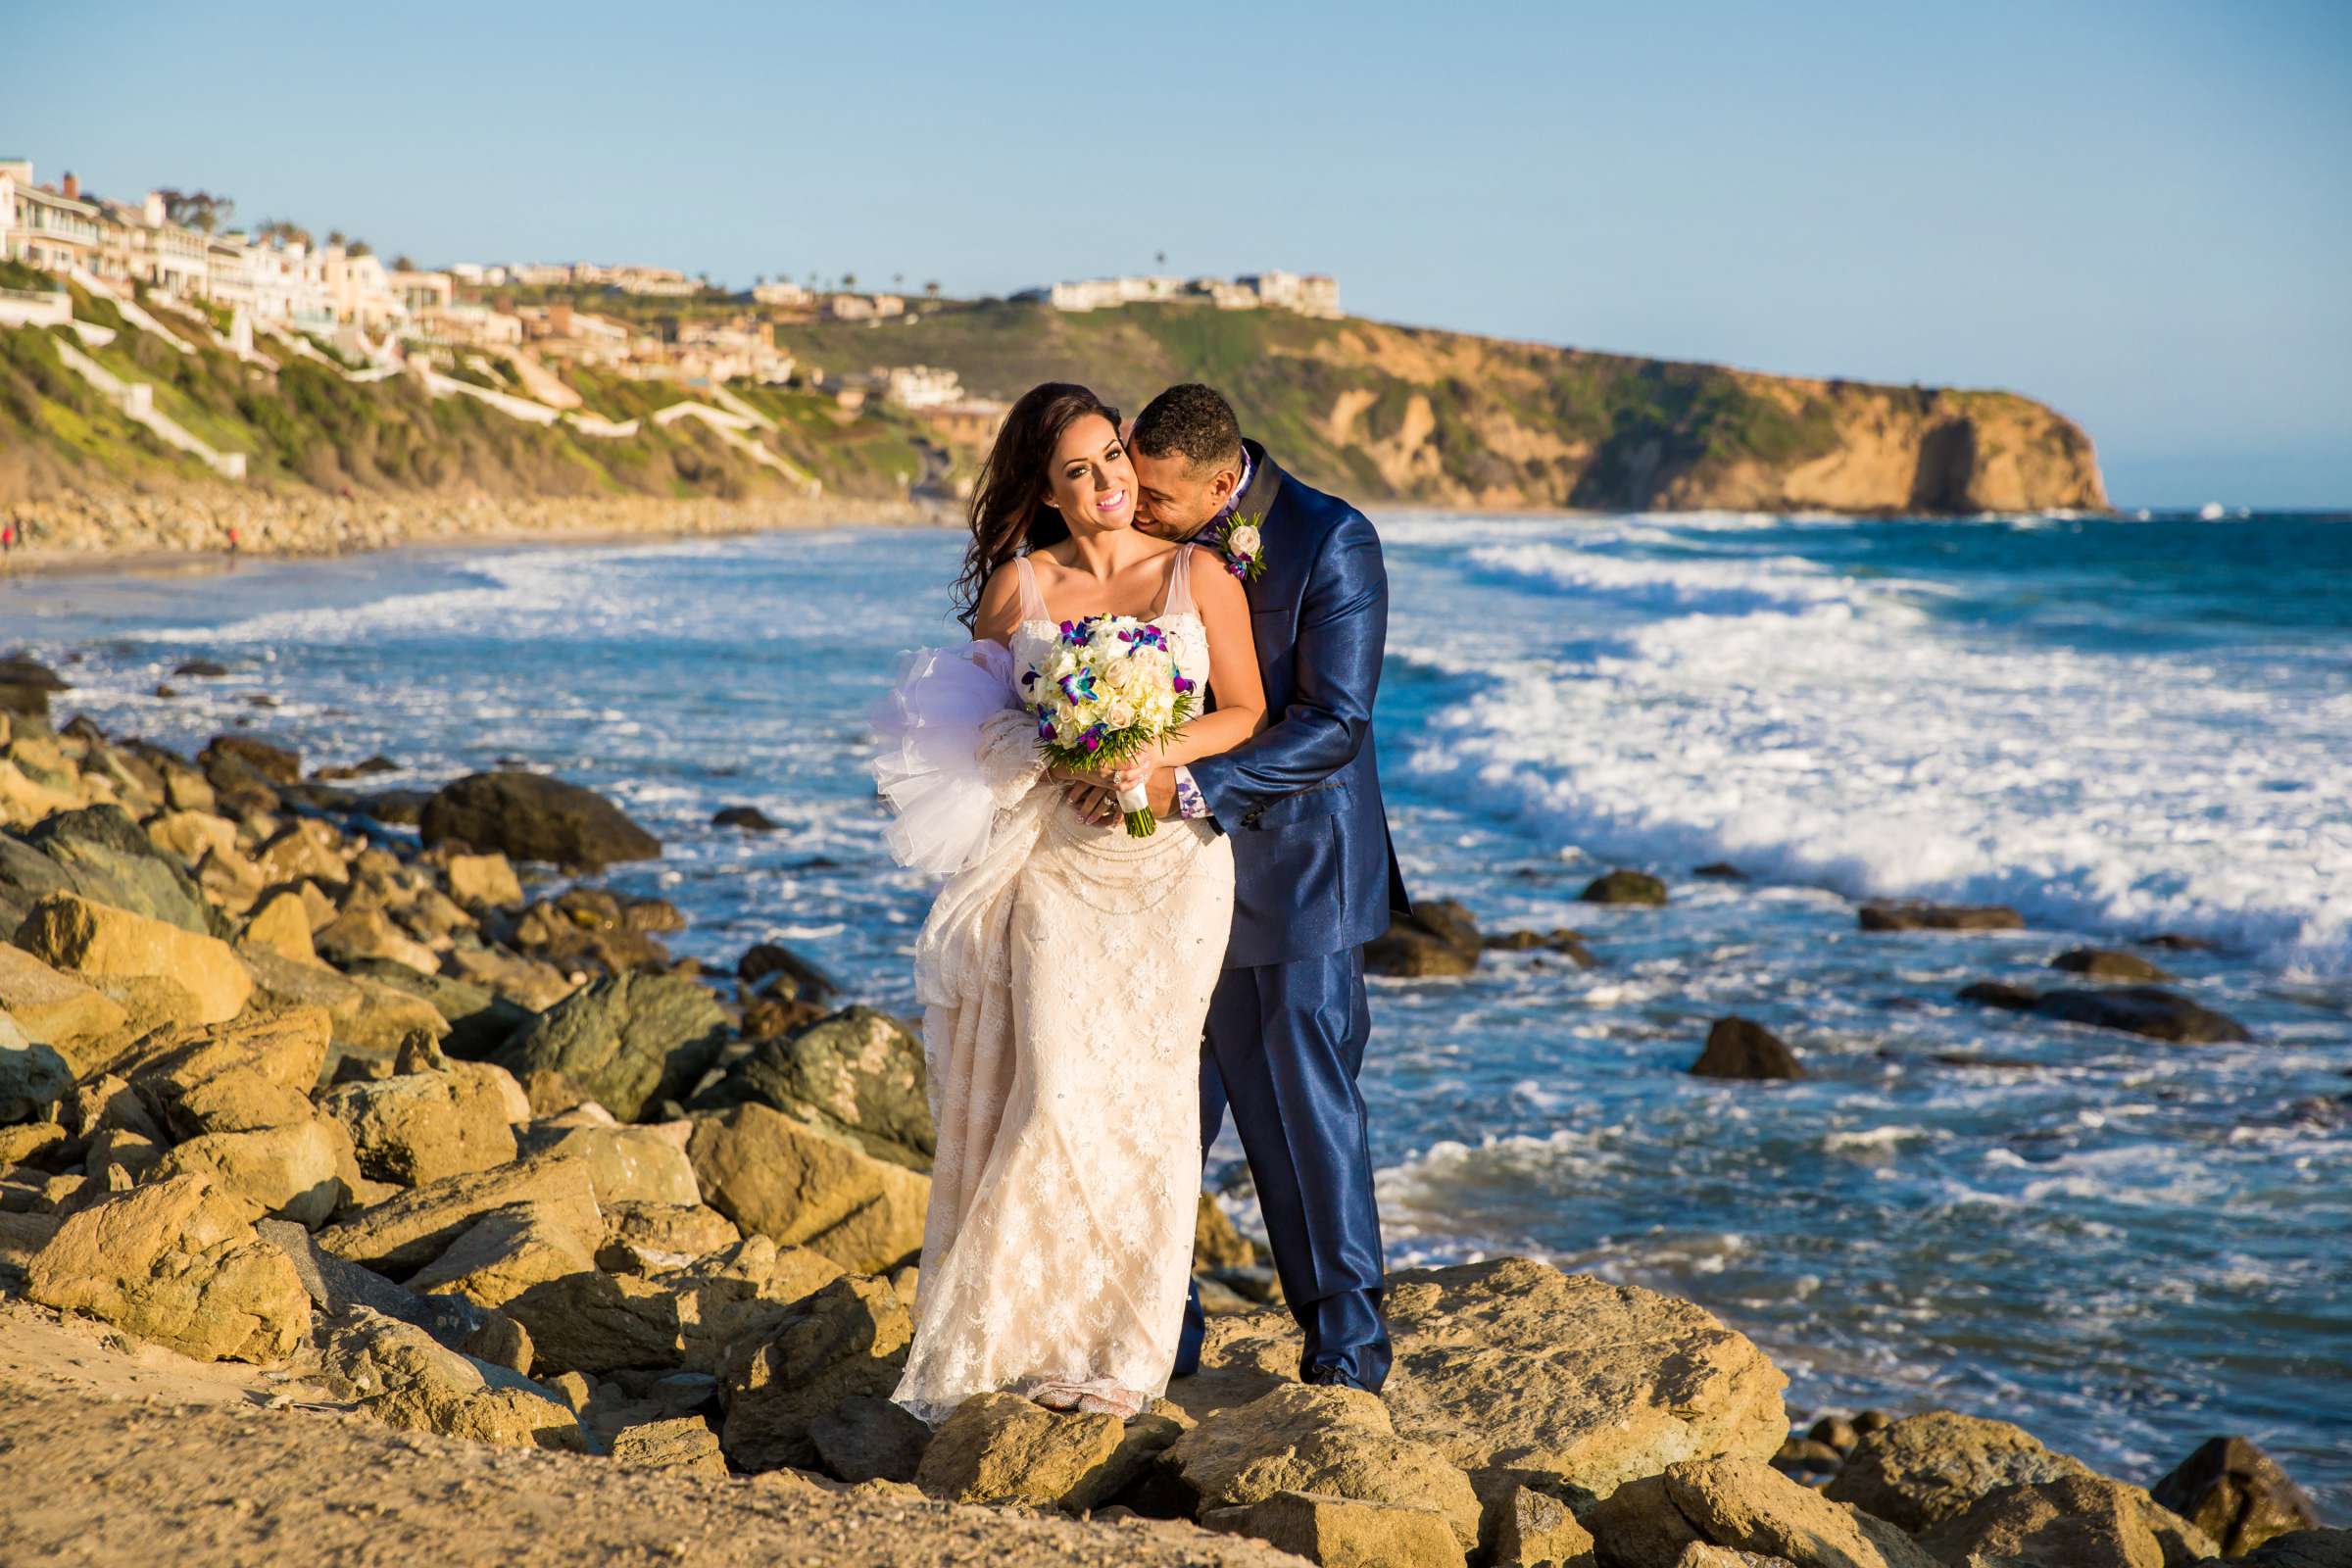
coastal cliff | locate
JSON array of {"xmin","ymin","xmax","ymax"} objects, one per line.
[
  {"xmin": 769, "ymin": 302, "xmax": 2111, "ymax": 514},
  {"xmin": 1, "ymin": 272, "xmax": 2105, "ymax": 527}
]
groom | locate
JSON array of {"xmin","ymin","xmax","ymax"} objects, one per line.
[{"xmin": 1084, "ymin": 382, "xmax": 1411, "ymax": 1393}]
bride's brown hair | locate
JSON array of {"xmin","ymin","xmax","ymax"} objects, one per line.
[{"xmin": 955, "ymin": 381, "xmax": 1122, "ymax": 630}]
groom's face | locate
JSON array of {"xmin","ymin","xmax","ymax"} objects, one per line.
[{"xmin": 1133, "ymin": 450, "xmax": 1243, "ymax": 542}]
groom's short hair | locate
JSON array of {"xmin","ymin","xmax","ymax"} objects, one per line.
[{"xmin": 1131, "ymin": 383, "xmax": 1243, "ymax": 472}]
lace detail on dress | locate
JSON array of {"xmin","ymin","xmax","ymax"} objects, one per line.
[{"xmin": 891, "ymin": 540, "xmax": 1234, "ymax": 1426}]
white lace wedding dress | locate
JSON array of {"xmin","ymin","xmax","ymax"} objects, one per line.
[{"xmin": 873, "ymin": 546, "xmax": 1234, "ymax": 1423}]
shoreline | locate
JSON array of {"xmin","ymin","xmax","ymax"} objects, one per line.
[{"xmin": 0, "ymin": 488, "xmax": 957, "ymax": 582}]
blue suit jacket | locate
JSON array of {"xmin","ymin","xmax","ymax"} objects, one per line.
[{"xmin": 1187, "ymin": 442, "xmax": 1412, "ymax": 969}]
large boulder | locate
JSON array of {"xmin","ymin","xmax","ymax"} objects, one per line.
[
  {"xmin": 318, "ymin": 1064, "xmax": 520, "ymax": 1186},
  {"xmin": 1659, "ymin": 1456, "xmax": 1938, "ymax": 1568},
  {"xmin": 443, "ymin": 851, "xmax": 525, "ymax": 908},
  {"xmin": 0, "ymin": 942, "xmax": 129, "ymax": 1062},
  {"xmin": 1859, "ymin": 903, "xmax": 2023, "ymax": 932},
  {"xmin": 1166, "ymin": 1383, "xmax": 1483, "ymax": 1550},
  {"xmin": 15, "ymin": 892, "xmax": 251, "ymax": 1024},
  {"xmin": 1207, "ymin": 1491, "xmax": 1469, "ymax": 1567},
  {"xmin": 718, "ymin": 1273, "xmax": 911, "ymax": 1471},
  {"xmin": 914, "ymin": 1392, "xmax": 1178, "ymax": 1510},
  {"xmin": 418, "ymin": 770, "xmax": 661, "ymax": 870},
  {"xmin": 152, "ymin": 1119, "xmax": 349, "ymax": 1228},
  {"xmin": 1365, "ymin": 900, "xmax": 1484, "ymax": 979},
  {"xmin": 2202, "ymin": 1531, "xmax": 2352, "ymax": 1568},
  {"xmin": 116, "ymin": 1006, "xmax": 333, "ymax": 1117},
  {"xmin": 686, "ymin": 1102, "xmax": 929, "ymax": 1274},
  {"xmin": 1822, "ymin": 1411, "xmax": 2097, "ymax": 1532},
  {"xmin": 0, "ymin": 654, "xmax": 68, "ymax": 719},
  {"xmin": 1189, "ymin": 1258, "xmax": 1787, "ymax": 1507},
  {"xmin": 1689, "ymin": 1018, "xmax": 1803, "ymax": 1081},
  {"xmin": 496, "ymin": 971, "xmax": 728, "ymax": 1122},
  {"xmin": 1582, "ymin": 870, "xmax": 1669, "ymax": 906},
  {"xmin": 718, "ymin": 1005, "xmax": 933, "ymax": 1169},
  {"xmin": 340, "ymin": 956, "xmax": 530, "ymax": 1058},
  {"xmin": 312, "ymin": 1303, "xmax": 588, "ymax": 1451},
  {"xmin": 1, "ymin": 1018, "xmax": 72, "ymax": 1124},
  {"xmin": 2150, "ymin": 1437, "xmax": 2321, "ymax": 1558},
  {"xmin": 22, "ymin": 1173, "xmax": 312, "ymax": 1362},
  {"xmin": 311, "ymin": 1152, "xmax": 603, "ymax": 1277},
  {"xmin": 18, "ymin": 803, "xmax": 220, "ymax": 934},
  {"xmin": 609, "ymin": 1415, "xmax": 728, "ymax": 1477},
  {"xmin": 809, "ymin": 1393, "xmax": 933, "ymax": 1484},
  {"xmin": 516, "ymin": 1119, "xmax": 701, "ymax": 1208},
  {"xmin": 1917, "ymin": 1474, "xmax": 2216, "ymax": 1568}
]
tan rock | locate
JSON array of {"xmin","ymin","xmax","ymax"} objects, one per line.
[
  {"xmin": 1166, "ymin": 1383, "xmax": 1482, "ymax": 1549},
  {"xmin": 1493, "ymin": 1484, "xmax": 1597, "ymax": 1567},
  {"xmin": 686, "ymin": 1102, "xmax": 928, "ymax": 1274},
  {"xmin": 116, "ymin": 1004, "xmax": 332, "ymax": 1100},
  {"xmin": 1205, "ymin": 1491, "xmax": 1469, "ymax": 1568},
  {"xmin": 152, "ymin": 1119, "xmax": 349, "ymax": 1228},
  {"xmin": 313, "ymin": 1303, "xmax": 587, "ymax": 1451},
  {"xmin": 255, "ymin": 821, "xmax": 348, "ymax": 885},
  {"xmin": 15, "ymin": 892, "xmax": 254, "ymax": 1024},
  {"xmin": 1917, "ymin": 1474, "xmax": 2217, "ymax": 1568},
  {"xmin": 318, "ymin": 1066, "xmax": 519, "ymax": 1186},
  {"xmin": 718, "ymin": 1273, "xmax": 911, "ymax": 1471},
  {"xmin": 601, "ymin": 1199, "xmax": 743, "ymax": 1264},
  {"xmin": 914, "ymin": 1391, "xmax": 1177, "ymax": 1511},
  {"xmin": 160, "ymin": 1064, "xmax": 317, "ymax": 1137},
  {"xmin": 22, "ymin": 1172, "xmax": 312, "ymax": 1361},
  {"xmin": 313, "ymin": 1153, "xmax": 603, "ymax": 1276},
  {"xmin": 1821, "ymin": 1411, "xmax": 2099, "ymax": 1533},
  {"xmin": 90, "ymin": 974, "xmax": 205, "ymax": 1038},
  {"xmin": 145, "ymin": 808, "xmax": 241, "ymax": 867},
  {"xmin": 1194, "ymin": 1258, "xmax": 1788, "ymax": 1505},
  {"xmin": 316, "ymin": 907, "xmax": 440, "ymax": 977},
  {"xmin": 0, "ymin": 1120, "xmax": 67, "ymax": 1164},
  {"xmin": 610, "ymin": 1415, "xmax": 729, "ymax": 1476},
  {"xmin": 1663, "ymin": 1457, "xmax": 1939, "ymax": 1568},
  {"xmin": 404, "ymin": 1200, "xmax": 599, "ymax": 1303},
  {"xmin": 240, "ymin": 948, "xmax": 451, "ymax": 1052},
  {"xmin": 0, "ymin": 942, "xmax": 131, "ymax": 1054},
  {"xmin": 521, "ymin": 1119, "xmax": 701, "ymax": 1208},
  {"xmin": 240, "ymin": 890, "xmax": 319, "ymax": 964},
  {"xmin": 193, "ymin": 846, "xmax": 267, "ymax": 913},
  {"xmin": 445, "ymin": 851, "xmax": 524, "ymax": 908}
]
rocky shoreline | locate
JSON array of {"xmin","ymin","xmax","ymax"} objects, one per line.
[
  {"xmin": 0, "ymin": 487, "xmax": 950, "ymax": 573},
  {"xmin": 0, "ymin": 666, "xmax": 2339, "ymax": 1568}
]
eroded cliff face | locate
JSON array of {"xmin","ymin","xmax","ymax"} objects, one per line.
[{"xmin": 1256, "ymin": 320, "xmax": 2109, "ymax": 514}]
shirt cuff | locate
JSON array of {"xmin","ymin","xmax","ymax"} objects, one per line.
[{"xmin": 1173, "ymin": 765, "xmax": 1209, "ymax": 820}]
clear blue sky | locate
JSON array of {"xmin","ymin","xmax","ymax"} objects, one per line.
[{"xmin": 12, "ymin": 1, "xmax": 2349, "ymax": 507}]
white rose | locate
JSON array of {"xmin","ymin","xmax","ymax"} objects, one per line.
[
  {"xmin": 1104, "ymin": 699, "xmax": 1137, "ymax": 730},
  {"xmin": 1228, "ymin": 523, "xmax": 1261, "ymax": 557}
]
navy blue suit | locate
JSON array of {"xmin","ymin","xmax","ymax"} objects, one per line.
[{"xmin": 1176, "ymin": 441, "xmax": 1410, "ymax": 1390}]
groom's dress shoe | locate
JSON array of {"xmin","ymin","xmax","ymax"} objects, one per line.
[{"xmin": 1300, "ymin": 1363, "xmax": 1376, "ymax": 1395}]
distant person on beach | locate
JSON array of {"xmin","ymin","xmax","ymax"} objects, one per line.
[{"xmin": 869, "ymin": 380, "xmax": 1408, "ymax": 1421}]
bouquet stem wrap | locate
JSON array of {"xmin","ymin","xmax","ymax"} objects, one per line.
[{"xmin": 1115, "ymin": 780, "xmax": 1156, "ymax": 837}]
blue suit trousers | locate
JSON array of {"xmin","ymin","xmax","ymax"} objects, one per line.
[{"xmin": 1173, "ymin": 946, "xmax": 1393, "ymax": 1390}]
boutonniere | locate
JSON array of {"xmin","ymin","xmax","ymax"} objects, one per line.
[{"xmin": 1211, "ymin": 512, "xmax": 1267, "ymax": 582}]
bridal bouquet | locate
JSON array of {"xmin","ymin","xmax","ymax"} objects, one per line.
[{"xmin": 1023, "ymin": 616, "xmax": 1199, "ymax": 836}]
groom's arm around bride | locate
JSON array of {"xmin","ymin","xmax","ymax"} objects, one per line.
[{"xmin": 1125, "ymin": 383, "xmax": 1412, "ymax": 1394}]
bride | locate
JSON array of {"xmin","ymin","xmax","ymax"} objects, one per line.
[{"xmin": 872, "ymin": 382, "xmax": 1266, "ymax": 1421}]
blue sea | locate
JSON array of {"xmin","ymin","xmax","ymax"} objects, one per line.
[{"xmin": 8, "ymin": 509, "xmax": 2348, "ymax": 1512}]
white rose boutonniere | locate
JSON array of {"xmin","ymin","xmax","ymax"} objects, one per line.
[{"xmin": 1212, "ymin": 513, "xmax": 1268, "ymax": 583}]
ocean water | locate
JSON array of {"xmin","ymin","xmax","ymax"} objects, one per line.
[{"xmin": 8, "ymin": 510, "xmax": 2348, "ymax": 1511}]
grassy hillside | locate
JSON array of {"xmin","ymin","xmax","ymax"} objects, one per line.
[
  {"xmin": 0, "ymin": 277, "xmax": 937, "ymax": 508},
  {"xmin": 774, "ymin": 300, "xmax": 2106, "ymax": 514}
]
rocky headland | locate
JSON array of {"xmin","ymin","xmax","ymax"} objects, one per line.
[{"xmin": 0, "ymin": 667, "xmax": 2335, "ymax": 1568}]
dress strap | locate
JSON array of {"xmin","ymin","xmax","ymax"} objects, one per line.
[
  {"xmin": 1160, "ymin": 544, "xmax": 1198, "ymax": 618},
  {"xmin": 1013, "ymin": 554, "xmax": 1052, "ymax": 623}
]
